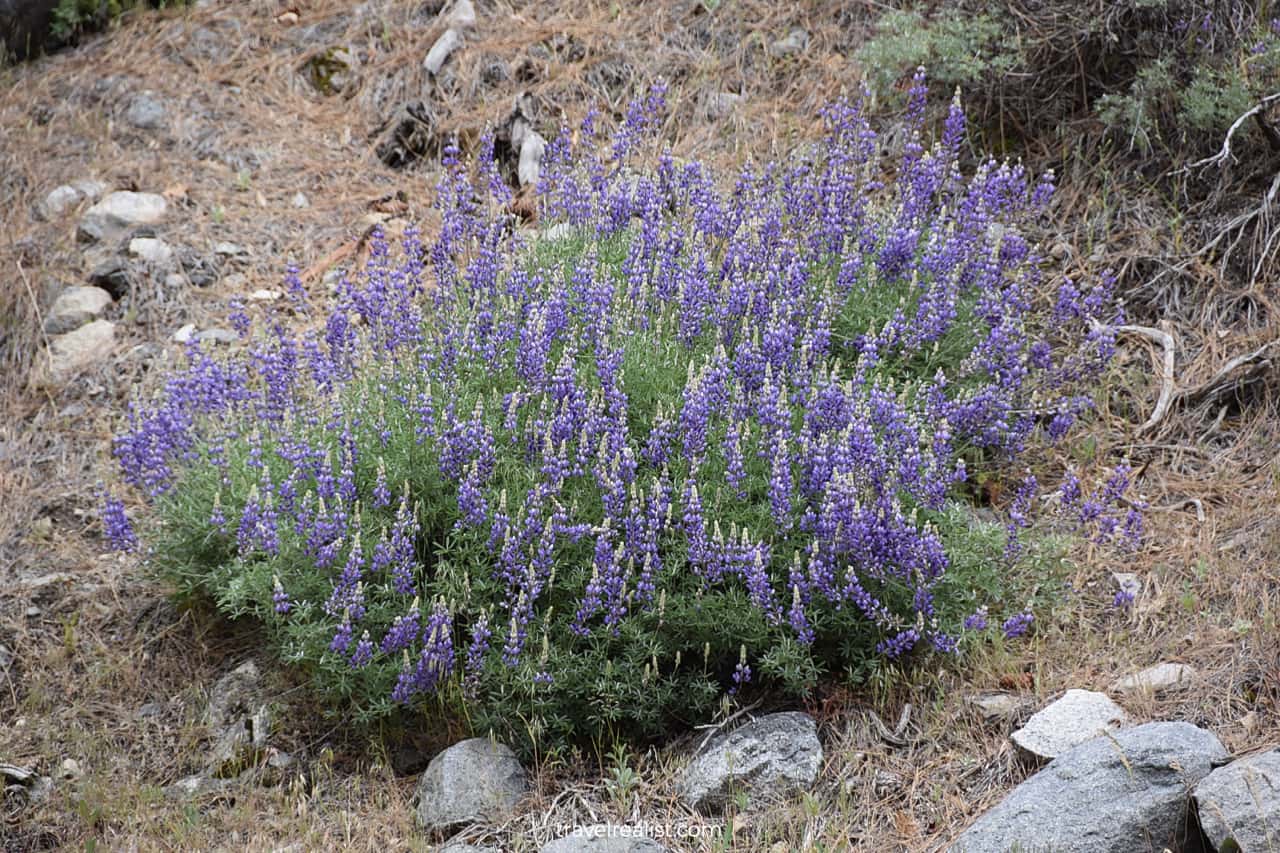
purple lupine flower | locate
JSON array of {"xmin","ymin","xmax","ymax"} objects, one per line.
[
  {"xmin": 272, "ymin": 576, "xmax": 292, "ymax": 614},
  {"xmin": 350, "ymin": 631, "xmax": 375, "ymax": 667},
  {"xmin": 963, "ymin": 607, "xmax": 989, "ymax": 632},
  {"xmin": 729, "ymin": 645, "xmax": 751, "ymax": 695},
  {"xmin": 1001, "ymin": 612, "xmax": 1034, "ymax": 639},
  {"xmin": 463, "ymin": 610, "xmax": 492, "ymax": 696},
  {"xmin": 372, "ymin": 459, "xmax": 392, "ymax": 509},
  {"xmin": 380, "ymin": 600, "xmax": 422, "ymax": 654},
  {"xmin": 101, "ymin": 494, "xmax": 138, "ymax": 552},
  {"xmin": 329, "ymin": 617, "xmax": 354, "ymax": 654}
]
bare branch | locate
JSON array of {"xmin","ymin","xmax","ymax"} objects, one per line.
[
  {"xmin": 1112, "ymin": 323, "xmax": 1178, "ymax": 434},
  {"xmin": 1183, "ymin": 92, "xmax": 1280, "ymax": 173}
]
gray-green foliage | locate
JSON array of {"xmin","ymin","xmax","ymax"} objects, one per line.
[
  {"xmin": 858, "ymin": 1, "xmax": 1280, "ymax": 159},
  {"xmin": 856, "ymin": 10, "xmax": 1014, "ymax": 96}
]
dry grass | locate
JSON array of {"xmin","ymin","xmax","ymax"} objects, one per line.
[{"xmin": 2, "ymin": 1, "xmax": 1279, "ymax": 851}]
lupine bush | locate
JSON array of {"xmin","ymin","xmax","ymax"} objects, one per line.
[{"xmin": 106, "ymin": 76, "xmax": 1140, "ymax": 752}]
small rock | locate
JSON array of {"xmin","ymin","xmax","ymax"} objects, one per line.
[
  {"xmin": 41, "ymin": 185, "xmax": 85, "ymax": 219},
  {"xmin": 166, "ymin": 773, "xmax": 234, "ymax": 798},
  {"xmin": 291, "ymin": 192, "xmax": 310, "ymax": 209},
  {"xmin": 1194, "ymin": 748, "xmax": 1280, "ymax": 852},
  {"xmin": 250, "ymin": 289, "xmax": 282, "ymax": 302},
  {"xmin": 768, "ymin": 27, "xmax": 809, "ymax": 58},
  {"xmin": 196, "ymin": 328, "xmax": 238, "ymax": 345},
  {"xmin": 542, "ymin": 222, "xmax": 575, "ymax": 242},
  {"xmin": 439, "ymin": 844, "xmax": 500, "ymax": 853},
  {"xmin": 1011, "ymin": 689, "xmax": 1126, "ymax": 761},
  {"xmin": 206, "ymin": 661, "xmax": 273, "ymax": 778},
  {"xmin": 72, "ymin": 179, "xmax": 108, "ymax": 201},
  {"xmin": 412, "ymin": 738, "xmax": 529, "ymax": 833},
  {"xmin": 44, "ymin": 286, "xmax": 113, "ymax": 334},
  {"xmin": 260, "ymin": 749, "xmax": 298, "ymax": 786},
  {"xmin": 58, "ymin": 758, "xmax": 83, "ymax": 781},
  {"xmin": 124, "ymin": 91, "xmax": 167, "ymax": 130},
  {"xmin": 210, "ymin": 704, "xmax": 272, "ymax": 777},
  {"xmin": 968, "ymin": 693, "xmax": 1025, "ymax": 723},
  {"xmin": 128, "ymin": 237, "xmax": 175, "ymax": 267},
  {"xmin": 78, "ymin": 191, "xmax": 167, "ymax": 243},
  {"xmin": 164, "ymin": 272, "xmax": 189, "ymax": 289},
  {"xmin": 540, "ymin": 825, "xmax": 669, "ymax": 853},
  {"xmin": 951, "ymin": 722, "xmax": 1228, "ymax": 853},
  {"xmin": 706, "ymin": 92, "xmax": 741, "ymax": 119},
  {"xmin": 40, "ymin": 180, "xmax": 107, "ymax": 219},
  {"xmin": 0, "ymin": 643, "xmax": 12, "ymax": 671},
  {"xmin": 214, "ymin": 242, "xmax": 246, "ymax": 257},
  {"xmin": 678, "ymin": 711, "xmax": 823, "ymax": 813},
  {"xmin": 173, "ymin": 324, "xmax": 196, "ymax": 343},
  {"xmin": 42, "ymin": 320, "xmax": 117, "ymax": 383},
  {"xmin": 136, "ymin": 703, "xmax": 164, "ymax": 719},
  {"xmin": 444, "ymin": 0, "xmax": 476, "ymax": 29},
  {"xmin": 1110, "ymin": 662, "xmax": 1198, "ymax": 696},
  {"xmin": 25, "ymin": 605, "xmax": 41, "ymax": 618},
  {"xmin": 424, "ymin": 28, "xmax": 464, "ymax": 75},
  {"xmin": 518, "ymin": 131, "xmax": 546, "ymax": 187},
  {"xmin": 22, "ymin": 572, "xmax": 73, "ymax": 591}
]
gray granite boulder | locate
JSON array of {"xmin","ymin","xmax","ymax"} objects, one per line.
[
  {"xmin": 44, "ymin": 286, "xmax": 112, "ymax": 334},
  {"xmin": 413, "ymin": 738, "xmax": 529, "ymax": 833},
  {"xmin": 1194, "ymin": 748, "xmax": 1280, "ymax": 852},
  {"xmin": 40, "ymin": 182, "xmax": 103, "ymax": 219},
  {"xmin": 1110, "ymin": 662, "xmax": 1198, "ymax": 696},
  {"xmin": 678, "ymin": 711, "xmax": 822, "ymax": 812},
  {"xmin": 77, "ymin": 191, "xmax": 167, "ymax": 243},
  {"xmin": 1011, "ymin": 689, "xmax": 1126, "ymax": 760},
  {"xmin": 41, "ymin": 319, "xmax": 116, "ymax": 382},
  {"xmin": 951, "ymin": 721, "xmax": 1228, "ymax": 853},
  {"xmin": 128, "ymin": 237, "xmax": 174, "ymax": 267},
  {"xmin": 205, "ymin": 660, "xmax": 273, "ymax": 778},
  {"xmin": 540, "ymin": 825, "xmax": 668, "ymax": 852}
]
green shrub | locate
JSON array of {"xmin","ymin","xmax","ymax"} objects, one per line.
[
  {"xmin": 106, "ymin": 84, "xmax": 1137, "ymax": 756},
  {"xmin": 858, "ymin": 2, "xmax": 1280, "ymax": 160}
]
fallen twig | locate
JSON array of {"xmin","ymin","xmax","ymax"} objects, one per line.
[
  {"xmin": 1112, "ymin": 323, "xmax": 1178, "ymax": 434},
  {"xmin": 693, "ymin": 698, "xmax": 763, "ymax": 752},
  {"xmin": 1178, "ymin": 340, "xmax": 1279, "ymax": 409},
  {"xmin": 869, "ymin": 703, "xmax": 913, "ymax": 747}
]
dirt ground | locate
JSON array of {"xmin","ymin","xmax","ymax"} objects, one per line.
[{"xmin": 2, "ymin": 1, "xmax": 1278, "ymax": 851}]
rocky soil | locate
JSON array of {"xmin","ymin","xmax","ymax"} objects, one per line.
[{"xmin": 2, "ymin": 1, "xmax": 1278, "ymax": 851}]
